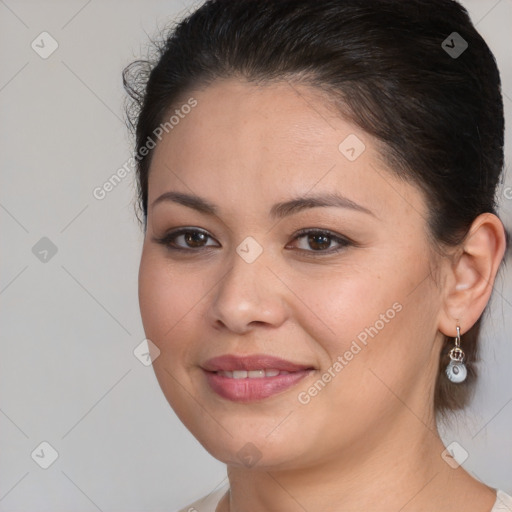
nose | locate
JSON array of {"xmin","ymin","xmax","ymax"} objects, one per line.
[{"xmin": 207, "ymin": 247, "xmax": 290, "ymax": 334}]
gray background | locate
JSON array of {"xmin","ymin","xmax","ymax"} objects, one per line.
[{"xmin": 0, "ymin": 0, "xmax": 511, "ymax": 510}]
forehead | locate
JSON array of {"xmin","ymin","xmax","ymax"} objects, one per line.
[
  {"xmin": 154, "ymin": 78, "xmax": 349, "ymax": 158},
  {"xmin": 147, "ymin": 78, "xmax": 423, "ymax": 223}
]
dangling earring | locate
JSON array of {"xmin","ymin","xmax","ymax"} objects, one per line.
[{"xmin": 445, "ymin": 325, "xmax": 467, "ymax": 383}]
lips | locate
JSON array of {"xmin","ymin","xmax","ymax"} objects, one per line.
[
  {"xmin": 202, "ymin": 354, "xmax": 315, "ymax": 402},
  {"xmin": 202, "ymin": 354, "xmax": 313, "ymax": 372}
]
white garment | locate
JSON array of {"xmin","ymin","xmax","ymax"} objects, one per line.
[
  {"xmin": 177, "ymin": 484, "xmax": 228, "ymax": 512},
  {"xmin": 177, "ymin": 485, "xmax": 512, "ymax": 512}
]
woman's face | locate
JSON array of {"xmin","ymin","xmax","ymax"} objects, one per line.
[{"xmin": 138, "ymin": 78, "xmax": 446, "ymax": 469}]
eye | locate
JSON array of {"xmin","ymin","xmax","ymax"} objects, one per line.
[
  {"xmin": 287, "ymin": 229, "xmax": 352, "ymax": 255},
  {"xmin": 153, "ymin": 228, "xmax": 219, "ymax": 251},
  {"xmin": 153, "ymin": 227, "xmax": 353, "ymax": 255}
]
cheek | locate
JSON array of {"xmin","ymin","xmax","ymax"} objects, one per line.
[
  {"xmin": 138, "ymin": 250, "xmax": 168, "ymax": 340},
  {"xmin": 291, "ymin": 255, "xmax": 435, "ymax": 394},
  {"xmin": 288, "ymin": 263, "xmax": 395, "ymax": 358},
  {"xmin": 137, "ymin": 247, "xmax": 206, "ymax": 422},
  {"xmin": 138, "ymin": 247, "xmax": 201, "ymax": 352}
]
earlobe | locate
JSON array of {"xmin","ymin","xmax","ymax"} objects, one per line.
[{"xmin": 437, "ymin": 212, "xmax": 506, "ymax": 336}]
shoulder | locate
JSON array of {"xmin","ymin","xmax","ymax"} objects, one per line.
[
  {"xmin": 491, "ymin": 489, "xmax": 512, "ymax": 511},
  {"xmin": 176, "ymin": 484, "xmax": 230, "ymax": 512}
]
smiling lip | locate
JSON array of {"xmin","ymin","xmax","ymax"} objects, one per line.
[{"xmin": 202, "ymin": 354, "xmax": 314, "ymax": 403}]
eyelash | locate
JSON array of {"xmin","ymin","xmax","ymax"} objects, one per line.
[{"xmin": 153, "ymin": 227, "xmax": 353, "ymax": 256}]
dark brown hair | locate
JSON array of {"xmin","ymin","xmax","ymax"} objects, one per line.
[{"xmin": 123, "ymin": 0, "xmax": 507, "ymax": 415}]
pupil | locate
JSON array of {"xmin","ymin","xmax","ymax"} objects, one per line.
[
  {"xmin": 308, "ymin": 233, "xmax": 330, "ymax": 250},
  {"xmin": 185, "ymin": 232, "xmax": 206, "ymax": 247}
]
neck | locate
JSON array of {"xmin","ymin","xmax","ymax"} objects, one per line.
[{"xmin": 220, "ymin": 411, "xmax": 494, "ymax": 512}]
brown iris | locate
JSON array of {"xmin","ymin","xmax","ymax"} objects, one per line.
[
  {"xmin": 307, "ymin": 233, "xmax": 330, "ymax": 251},
  {"xmin": 184, "ymin": 231, "xmax": 208, "ymax": 247}
]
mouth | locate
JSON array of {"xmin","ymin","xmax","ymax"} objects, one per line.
[
  {"xmin": 215, "ymin": 369, "xmax": 293, "ymax": 378},
  {"xmin": 201, "ymin": 354, "xmax": 315, "ymax": 402}
]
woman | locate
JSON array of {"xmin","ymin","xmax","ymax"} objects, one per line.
[{"xmin": 123, "ymin": 0, "xmax": 512, "ymax": 510}]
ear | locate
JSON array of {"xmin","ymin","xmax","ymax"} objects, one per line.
[{"xmin": 437, "ymin": 213, "xmax": 507, "ymax": 337}]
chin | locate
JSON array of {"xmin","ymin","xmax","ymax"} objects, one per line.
[{"xmin": 188, "ymin": 421, "xmax": 313, "ymax": 471}]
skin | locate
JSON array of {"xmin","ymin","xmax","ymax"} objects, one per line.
[{"xmin": 138, "ymin": 78, "xmax": 506, "ymax": 511}]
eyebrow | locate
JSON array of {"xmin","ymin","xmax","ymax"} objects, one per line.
[{"xmin": 151, "ymin": 190, "xmax": 375, "ymax": 219}]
